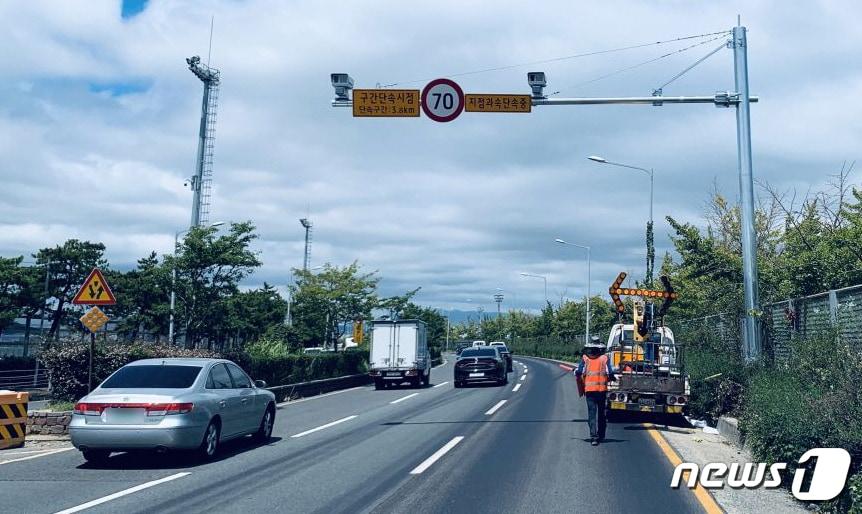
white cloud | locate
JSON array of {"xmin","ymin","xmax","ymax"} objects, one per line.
[{"xmin": 1, "ymin": 0, "xmax": 860, "ymax": 311}]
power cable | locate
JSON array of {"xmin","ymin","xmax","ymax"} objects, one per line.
[
  {"xmin": 377, "ymin": 30, "xmax": 731, "ymax": 88},
  {"xmin": 548, "ymin": 33, "xmax": 729, "ymax": 96}
]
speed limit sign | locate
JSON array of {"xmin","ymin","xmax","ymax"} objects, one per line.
[{"xmin": 421, "ymin": 78, "xmax": 464, "ymax": 122}]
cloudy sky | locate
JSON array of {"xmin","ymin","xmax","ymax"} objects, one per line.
[{"xmin": 1, "ymin": 0, "xmax": 860, "ymax": 313}]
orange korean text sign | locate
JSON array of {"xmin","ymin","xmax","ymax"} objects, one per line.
[
  {"xmin": 465, "ymin": 94, "xmax": 531, "ymax": 113},
  {"xmin": 353, "ymin": 89, "xmax": 421, "ymax": 117}
]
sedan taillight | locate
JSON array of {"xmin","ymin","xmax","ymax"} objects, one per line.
[
  {"xmin": 146, "ymin": 403, "xmax": 194, "ymax": 416},
  {"xmin": 73, "ymin": 402, "xmax": 193, "ymax": 416},
  {"xmin": 74, "ymin": 402, "xmax": 106, "ymax": 415}
]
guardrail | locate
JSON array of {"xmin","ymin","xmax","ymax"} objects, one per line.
[
  {"xmin": 267, "ymin": 373, "xmax": 372, "ymax": 403},
  {"xmin": 0, "ymin": 368, "xmax": 49, "ymax": 391},
  {"xmin": 265, "ymin": 358, "xmax": 445, "ymax": 402}
]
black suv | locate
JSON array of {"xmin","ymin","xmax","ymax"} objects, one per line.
[
  {"xmin": 489, "ymin": 342, "xmax": 512, "ymax": 372},
  {"xmin": 454, "ymin": 347, "xmax": 508, "ymax": 387}
]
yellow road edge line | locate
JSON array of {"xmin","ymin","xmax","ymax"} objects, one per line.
[{"xmin": 644, "ymin": 423, "xmax": 724, "ymax": 514}]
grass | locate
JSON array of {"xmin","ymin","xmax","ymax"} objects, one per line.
[{"xmin": 46, "ymin": 400, "xmax": 75, "ymax": 412}]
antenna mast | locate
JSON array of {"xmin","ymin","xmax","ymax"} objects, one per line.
[
  {"xmin": 300, "ymin": 218, "xmax": 313, "ymax": 271},
  {"xmin": 186, "ymin": 54, "xmax": 220, "ymax": 227}
]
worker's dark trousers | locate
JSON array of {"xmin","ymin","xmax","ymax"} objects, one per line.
[{"xmin": 585, "ymin": 392, "xmax": 607, "ymax": 440}]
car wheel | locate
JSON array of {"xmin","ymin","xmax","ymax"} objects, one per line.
[
  {"xmin": 422, "ymin": 370, "xmax": 430, "ymax": 387},
  {"xmin": 502, "ymin": 373, "xmax": 509, "ymax": 385},
  {"xmin": 374, "ymin": 381, "xmax": 383, "ymax": 390},
  {"xmin": 253, "ymin": 405, "xmax": 275, "ymax": 443},
  {"xmin": 198, "ymin": 419, "xmax": 220, "ymax": 461},
  {"xmin": 454, "ymin": 381, "xmax": 462, "ymax": 388},
  {"xmin": 82, "ymin": 449, "xmax": 111, "ymax": 464}
]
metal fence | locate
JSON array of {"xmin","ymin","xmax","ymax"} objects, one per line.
[
  {"xmin": 0, "ymin": 368, "xmax": 49, "ymax": 391},
  {"xmin": 675, "ymin": 283, "xmax": 862, "ymax": 364}
]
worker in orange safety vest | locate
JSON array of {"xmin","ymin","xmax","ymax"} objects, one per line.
[{"xmin": 575, "ymin": 336, "xmax": 616, "ymax": 446}]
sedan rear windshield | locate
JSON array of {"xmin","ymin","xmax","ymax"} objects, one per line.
[
  {"xmin": 101, "ymin": 365, "xmax": 203, "ymax": 389},
  {"xmin": 461, "ymin": 349, "xmax": 497, "ymax": 358}
]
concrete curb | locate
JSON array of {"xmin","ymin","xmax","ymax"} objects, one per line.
[{"xmin": 717, "ymin": 416, "xmax": 743, "ymax": 447}]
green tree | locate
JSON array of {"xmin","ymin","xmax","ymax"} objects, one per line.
[
  {"xmin": 379, "ymin": 287, "xmax": 421, "ymax": 319},
  {"xmin": 401, "ymin": 302, "xmax": 447, "ymax": 348},
  {"xmin": 0, "ymin": 256, "xmax": 24, "ymax": 337},
  {"xmin": 290, "ymin": 262, "xmax": 379, "ymax": 351},
  {"xmin": 169, "ymin": 222, "xmax": 261, "ymax": 348},
  {"xmin": 33, "ymin": 240, "xmax": 107, "ymax": 340},
  {"xmin": 226, "ymin": 283, "xmax": 288, "ymax": 347},
  {"xmin": 107, "ymin": 253, "xmax": 172, "ymax": 342}
]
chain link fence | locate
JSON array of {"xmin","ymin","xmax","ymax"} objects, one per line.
[{"xmin": 675, "ymin": 283, "xmax": 862, "ymax": 365}]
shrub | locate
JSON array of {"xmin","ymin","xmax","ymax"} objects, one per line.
[
  {"xmin": 231, "ymin": 350, "xmax": 369, "ymax": 386},
  {"xmin": 684, "ymin": 348, "xmax": 747, "ymax": 422},
  {"xmin": 40, "ymin": 342, "xmax": 219, "ymax": 401},
  {"xmin": 245, "ymin": 337, "xmax": 292, "ymax": 360},
  {"xmin": 508, "ymin": 337, "xmax": 581, "ymax": 362},
  {"xmin": 41, "ymin": 341, "xmax": 370, "ymax": 401},
  {"xmin": 740, "ymin": 331, "xmax": 862, "ymax": 510},
  {"xmin": 741, "ymin": 369, "xmax": 821, "ymax": 467}
]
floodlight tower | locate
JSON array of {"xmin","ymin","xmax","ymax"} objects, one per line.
[
  {"xmin": 186, "ymin": 55, "xmax": 220, "ymax": 228},
  {"xmin": 300, "ymin": 218, "xmax": 313, "ymax": 271}
]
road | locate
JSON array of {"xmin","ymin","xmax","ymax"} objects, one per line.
[{"xmin": 0, "ymin": 356, "xmax": 704, "ymax": 514}]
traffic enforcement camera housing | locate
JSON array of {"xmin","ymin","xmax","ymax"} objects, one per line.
[
  {"xmin": 527, "ymin": 71, "xmax": 547, "ymax": 99},
  {"xmin": 331, "ymin": 73, "xmax": 354, "ymax": 102}
]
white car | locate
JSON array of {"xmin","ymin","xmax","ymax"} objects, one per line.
[{"xmin": 472, "ymin": 340, "xmax": 487, "ymax": 347}]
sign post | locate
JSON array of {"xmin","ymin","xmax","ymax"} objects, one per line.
[{"xmin": 73, "ymin": 268, "xmax": 116, "ymax": 392}]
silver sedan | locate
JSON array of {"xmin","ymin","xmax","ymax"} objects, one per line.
[{"xmin": 70, "ymin": 358, "xmax": 276, "ymax": 463}]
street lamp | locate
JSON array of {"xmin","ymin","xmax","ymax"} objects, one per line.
[
  {"xmin": 588, "ymin": 155, "xmax": 655, "ymax": 286},
  {"xmin": 169, "ymin": 221, "xmax": 225, "ymax": 344},
  {"xmin": 520, "ymin": 272, "xmax": 548, "ymax": 304},
  {"xmin": 555, "ymin": 238, "xmax": 591, "ymax": 344}
]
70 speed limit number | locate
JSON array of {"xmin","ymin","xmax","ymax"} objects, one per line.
[{"xmin": 421, "ymin": 78, "xmax": 465, "ymax": 122}]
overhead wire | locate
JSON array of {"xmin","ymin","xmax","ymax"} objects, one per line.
[
  {"xmin": 376, "ymin": 30, "xmax": 731, "ymax": 88},
  {"xmin": 652, "ymin": 40, "xmax": 728, "ymax": 94},
  {"xmin": 547, "ymin": 33, "xmax": 730, "ymax": 96}
]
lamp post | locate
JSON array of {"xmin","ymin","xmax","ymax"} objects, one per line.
[
  {"xmin": 555, "ymin": 239, "xmax": 591, "ymax": 344},
  {"xmin": 519, "ymin": 272, "xmax": 548, "ymax": 304},
  {"xmin": 169, "ymin": 221, "xmax": 225, "ymax": 344},
  {"xmin": 494, "ymin": 289, "xmax": 504, "ymax": 338},
  {"xmin": 588, "ymin": 155, "xmax": 654, "ymax": 286}
]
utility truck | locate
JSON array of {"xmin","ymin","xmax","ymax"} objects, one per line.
[
  {"xmin": 604, "ymin": 273, "xmax": 690, "ymax": 417},
  {"xmin": 368, "ymin": 319, "xmax": 431, "ymax": 390}
]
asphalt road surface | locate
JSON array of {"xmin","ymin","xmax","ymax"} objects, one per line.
[{"xmin": 0, "ymin": 356, "xmax": 704, "ymax": 514}]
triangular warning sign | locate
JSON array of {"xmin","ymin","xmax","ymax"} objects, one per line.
[{"xmin": 72, "ymin": 268, "xmax": 117, "ymax": 305}]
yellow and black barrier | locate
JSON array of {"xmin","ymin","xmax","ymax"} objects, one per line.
[{"xmin": 0, "ymin": 390, "xmax": 28, "ymax": 449}]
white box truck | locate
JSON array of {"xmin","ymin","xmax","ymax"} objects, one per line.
[{"xmin": 368, "ymin": 319, "xmax": 431, "ymax": 390}]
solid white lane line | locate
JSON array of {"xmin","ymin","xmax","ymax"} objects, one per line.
[
  {"xmin": 409, "ymin": 436, "xmax": 465, "ymax": 475},
  {"xmin": 0, "ymin": 447, "xmax": 73, "ymax": 465},
  {"xmin": 277, "ymin": 386, "xmax": 363, "ymax": 407},
  {"xmin": 433, "ymin": 359, "xmax": 448, "ymax": 368},
  {"xmin": 523, "ymin": 368, "xmax": 528, "ymax": 373},
  {"xmin": 485, "ymin": 400, "xmax": 507, "ymax": 416},
  {"xmin": 53, "ymin": 472, "xmax": 191, "ymax": 514},
  {"xmin": 432, "ymin": 381, "xmax": 449, "ymax": 388},
  {"xmin": 290, "ymin": 415, "xmax": 358, "ymax": 438},
  {"xmin": 512, "ymin": 383, "xmax": 522, "ymax": 392},
  {"xmin": 390, "ymin": 393, "xmax": 420, "ymax": 404},
  {"xmin": 520, "ymin": 375, "xmax": 526, "ymax": 381}
]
